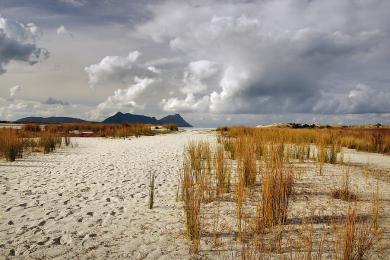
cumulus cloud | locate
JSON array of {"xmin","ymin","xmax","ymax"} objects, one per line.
[
  {"xmin": 43, "ymin": 97, "xmax": 70, "ymax": 106},
  {"xmin": 0, "ymin": 15, "xmax": 48, "ymax": 74},
  {"xmin": 181, "ymin": 60, "xmax": 219, "ymax": 95},
  {"xmin": 9, "ymin": 85, "xmax": 22, "ymax": 97},
  {"xmin": 56, "ymin": 25, "xmax": 73, "ymax": 36},
  {"xmin": 312, "ymin": 82, "xmax": 390, "ymax": 115},
  {"xmin": 132, "ymin": 0, "xmax": 390, "ymax": 116},
  {"xmin": 162, "ymin": 94, "xmax": 210, "ymax": 113},
  {"xmin": 84, "ymin": 51, "xmax": 145, "ymax": 87},
  {"xmin": 89, "ymin": 77, "xmax": 154, "ymax": 120}
]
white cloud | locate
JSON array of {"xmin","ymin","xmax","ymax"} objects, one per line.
[
  {"xmin": 89, "ymin": 77, "xmax": 154, "ymax": 120},
  {"xmin": 162, "ymin": 94, "xmax": 210, "ymax": 113},
  {"xmin": 56, "ymin": 25, "xmax": 73, "ymax": 36},
  {"xmin": 209, "ymin": 66, "xmax": 250, "ymax": 113},
  {"xmin": 181, "ymin": 60, "xmax": 219, "ymax": 95},
  {"xmin": 147, "ymin": 66, "xmax": 161, "ymax": 74},
  {"xmin": 9, "ymin": 85, "xmax": 22, "ymax": 97},
  {"xmin": 84, "ymin": 51, "xmax": 142, "ymax": 87}
]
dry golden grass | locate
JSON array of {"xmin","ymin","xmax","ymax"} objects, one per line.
[
  {"xmin": 334, "ymin": 197, "xmax": 381, "ymax": 260},
  {"xmin": 162, "ymin": 123, "xmax": 179, "ymax": 131},
  {"xmin": 180, "ymin": 126, "xmax": 385, "ymax": 258},
  {"xmin": 218, "ymin": 126, "xmax": 390, "ymax": 155},
  {"xmin": 236, "ymin": 137, "xmax": 257, "ymax": 187},
  {"xmin": 0, "ymin": 122, "xmax": 161, "ymax": 161},
  {"xmin": 262, "ymin": 150, "xmax": 294, "ymax": 227},
  {"xmin": 0, "ymin": 129, "xmax": 23, "ymax": 161},
  {"xmin": 182, "ymin": 155, "xmax": 202, "ymax": 253},
  {"xmin": 44, "ymin": 122, "xmax": 155, "ymax": 137},
  {"xmin": 39, "ymin": 132, "xmax": 62, "ymax": 154},
  {"xmin": 215, "ymin": 145, "xmax": 231, "ymax": 195},
  {"xmin": 332, "ymin": 167, "xmax": 358, "ymax": 202}
]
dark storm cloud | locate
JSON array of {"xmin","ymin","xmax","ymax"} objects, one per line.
[
  {"xmin": 0, "ymin": 16, "xmax": 49, "ymax": 74},
  {"xmin": 43, "ymin": 97, "xmax": 69, "ymax": 106},
  {"xmin": 0, "ymin": 0, "xmax": 156, "ymax": 28},
  {"xmin": 1, "ymin": 0, "xmax": 390, "ymax": 124},
  {"xmin": 140, "ymin": 0, "xmax": 390, "ymax": 116}
]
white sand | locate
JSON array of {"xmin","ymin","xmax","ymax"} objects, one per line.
[
  {"xmin": 1, "ymin": 130, "xmax": 390, "ymax": 259},
  {"xmin": 342, "ymin": 147, "xmax": 390, "ymax": 169},
  {"xmin": 0, "ymin": 130, "xmax": 214, "ymax": 259}
]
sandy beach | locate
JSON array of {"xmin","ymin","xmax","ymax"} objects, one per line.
[
  {"xmin": 0, "ymin": 130, "xmax": 214, "ymax": 259},
  {"xmin": 1, "ymin": 129, "xmax": 390, "ymax": 259}
]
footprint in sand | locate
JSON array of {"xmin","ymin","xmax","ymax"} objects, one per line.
[
  {"xmin": 37, "ymin": 237, "xmax": 50, "ymax": 245},
  {"xmin": 52, "ymin": 236, "xmax": 62, "ymax": 245}
]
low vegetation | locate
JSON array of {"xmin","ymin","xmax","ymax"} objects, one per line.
[
  {"xmin": 0, "ymin": 127, "xmax": 66, "ymax": 161},
  {"xmin": 180, "ymin": 126, "xmax": 385, "ymax": 258},
  {"xmin": 1, "ymin": 122, "xmax": 178, "ymax": 161},
  {"xmin": 163, "ymin": 123, "xmax": 179, "ymax": 131},
  {"xmin": 0, "ymin": 129, "xmax": 23, "ymax": 161},
  {"xmin": 331, "ymin": 167, "xmax": 358, "ymax": 201},
  {"xmin": 218, "ymin": 126, "xmax": 390, "ymax": 155},
  {"xmin": 45, "ymin": 123, "xmax": 155, "ymax": 137}
]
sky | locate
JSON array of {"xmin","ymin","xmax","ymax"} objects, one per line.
[{"xmin": 0, "ymin": 0, "xmax": 389, "ymax": 127}]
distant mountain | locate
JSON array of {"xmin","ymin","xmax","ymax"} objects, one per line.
[
  {"xmin": 15, "ymin": 112, "xmax": 193, "ymax": 127},
  {"xmin": 103, "ymin": 112, "xmax": 159, "ymax": 124},
  {"xmin": 158, "ymin": 114, "xmax": 192, "ymax": 127},
  {"xmin": 103, "ymin": 112, "xmax": 192, "ymax": 127},
  {"xmin": 16, "ymin": 117, "xmax": 86, "ymax": 124}
]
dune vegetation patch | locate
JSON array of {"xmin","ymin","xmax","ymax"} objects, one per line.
[{"xmin": 178, "ymin": 126, "xmax": 387, "ymax": 258}]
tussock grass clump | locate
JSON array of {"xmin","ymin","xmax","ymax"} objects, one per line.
[
  {"xmin": 262, "ymin": 148, "xmax": 294, "ymax": 227},
  {"xmin": 334, "ymin": 201, "xmax": 382, "ymax": 260},
  {"xmin": 215, "ymin": 145, "xmax": 230, "ymax": 195},
  {"xmin": 0, "ymin": 129, "xmax": 23, "ymax": 161},
  {"xmin": 163, "ymin": 123, "xmax": 179, "ymax": 131},
  {"xmin": 221, "ymin": 137, "xmax": 237, "ymax": 159},
  {"xmin": 182, "ymin": 156, "xmax": 202, "ymax": 253},
  {"xmin": 22, "ymin": 123, "xmax": 41, "ymax": 133},
  {"xmin": 332, "ymin": 167, "xmax": 358, "ymax": 201},
  {"xmin": 236, "ymin": 163, "xmax": 245, "ymax": 237},
  {"xmin": 236, "ymin": 137, "xmax": 257, "ymax": 187},
  {"xmin": 39, "ymin": 133, "xmax": 62, "ymax": 154},
  {"xmin": 290, "ymin": 142, "xmax": 312, "ymax": 162},
  {"xmin": 64, "ymin": 136, "xmax": 71, "ymax": 146}
]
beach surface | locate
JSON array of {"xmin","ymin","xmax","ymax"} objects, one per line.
[
  {"xmin": 0, "ymin": 129, "xmax": 214, "ymax": 259},
  {"xmin": 1, "ymin": 129, "xmax": 390, "ymax": 259}
]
